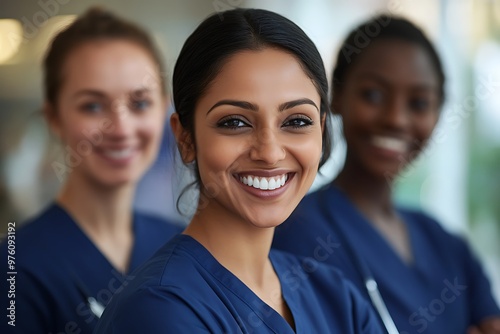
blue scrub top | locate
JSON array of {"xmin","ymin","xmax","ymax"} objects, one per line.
[
  {"xmin": 0, "ymin": 203, "xmax": 182, "ymax": 334},
  {"xmin": 273, "ymin": 184, "xmax": 500, "ymax": 334},
  {"xmin": 94, "ymin": 234, "xmax": 384, "ymax": 333}
]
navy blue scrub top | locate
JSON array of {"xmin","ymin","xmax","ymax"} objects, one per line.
[
  {"xmin": 94, "ymin": 234, "xmax": 384, "ymax": 333},
  {"xmin": 0, "ymin": 203, "xmax": 182, "ymax": 334},
  {"xmin": 273, "ymin": 184, "xmax": 500, "ymax": 334}
]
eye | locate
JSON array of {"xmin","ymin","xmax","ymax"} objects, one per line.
[
  {"xmin": 80, "ymin": 102, "xmax": 103, "ymax": 114},
  {"xmin": 130, "ymin": 99, "xmax": 151, "ymax": 111},
  {"xmin": 216, "ymin": 116, "xmax": 250, "ymax": 129},
  {"xmin": 408, "ymin": 97, "xmax": 431, "ymax": 112},
  {"xmin": 361, "ymin": 88, "xmax": 384, "ymax": 104},
  {"xmin": 282, "ymin": 115, "xmax": 314, "ymax": 129}
]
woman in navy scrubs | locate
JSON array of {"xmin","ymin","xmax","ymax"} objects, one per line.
[
  {"xmin": 95, "ymin": 8, "xmax": 384, "ymax": 334},
  {"xmin": 273, "ymin": 15, "xmax": 500, "ymax": 334},
  {"xmin": 0, "ymin": 8, "xmax": 181, "ymax": 334}
]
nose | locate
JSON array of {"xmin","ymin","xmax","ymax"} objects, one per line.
[
  {"xmin": 382, "ymin": 96, "xmax": 410, "ymax": 130},
  {"xmin": 107, "ymin": 101, "xmax": 134, "ymax": 139},
  {"xmin": 249, "ymin": 127, "xmax": 286, "ymax": 165}
]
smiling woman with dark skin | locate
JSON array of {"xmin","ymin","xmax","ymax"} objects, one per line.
[
  {"xmin": 94, "ymin": 8, "xmax": 384, "ymax": 334},
  {"xmin": 274, "ymin": 15, "xmax": 500, "ymax": 334}
]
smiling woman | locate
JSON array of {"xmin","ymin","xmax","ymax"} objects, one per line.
[
  {"xmin": 0, "ymin": 7, "xmax": 182, "ymax": 334},
  {"xmin": 94, "ymin": 8, "xmax": 384, "ymax": 334},
  {"xmin": 273, "ymin": 15, "xmax": 500, "ymax": 334},
  {"xmin": 184, "ymin": 48, "xmax": 323, "ymax": 229}
]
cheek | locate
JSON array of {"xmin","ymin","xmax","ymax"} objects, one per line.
[
  {"xmin": 414, "ymin": 114, "xmax": 439, "ymax": 144},
  {"xmin": 288, "ymin": 132, "xmax": 323, "ymax": 171},
  {"xmin": 60, "ymin": 117, "xmax": 98, "ymax": 146},
  {"xmin": 138, "ymin": 116, "xmax": 165, "ymax": 145},
  {"xmin": 197, "ymin": 136, "xmax": 238, "ymax": 181}
]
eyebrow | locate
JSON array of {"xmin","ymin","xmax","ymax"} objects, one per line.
[
  {"xmin": 72, "ymin": 88, "xmax": 153, "ymax": 99},
  {"xmin": 130, "ymin": 88, "xmax": 153, "ymax": 97},
  {"xmin": 279, "ymin": 98, "xmax": 319, "ymax": 112},
  {"xmin": 72, "ymin": 89, "xmax": 106, "ymax": 99},
  {"xmin": 207, "ymin": 98, "xmax": 319, "ymax": 115},
  {"xmin": 357, "ymin": 73, "xmax": 437, "ymax": 92}
]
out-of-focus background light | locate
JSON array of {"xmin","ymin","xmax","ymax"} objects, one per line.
[{"xmin": 0, "ymin": 19, "xmax": 22, "ymax": 64}]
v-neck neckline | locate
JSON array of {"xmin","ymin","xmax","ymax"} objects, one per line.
[
  {"xmin": 52, "ymin": 203, "xmax": 138, "ymax": 275},
  {"xmin": 326, "ymin": 185, "xmax": 423, "ymax": 273},
  {"xmin": 176, "ymin": 234, "xmax": 298, "ymax": 333}
]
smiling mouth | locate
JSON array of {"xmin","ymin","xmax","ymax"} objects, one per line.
[
  {"xmin": 101, "ymin": 148, "xmax": 136, "ymax": 159},
  {"xmin": 372, "ymin": 136, "xmax": 407, "ymax": 153},
  {"xmin": 238, "ymin": 173, "xmax": 289, "ymax": 191}
]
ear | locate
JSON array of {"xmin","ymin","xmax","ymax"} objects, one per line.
[
  {"xmin": 170, "ymin": 112, "xmax": 196, "ymax": 163},
  {"xmin": 43, "ymin": 101, "xmax": 62, "ymax": 138},
  {"xmin": 321, "ymin": 113, "xmax": 326, "ymax": 133}
]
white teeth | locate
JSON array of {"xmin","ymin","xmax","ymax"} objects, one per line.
[
  {"xmin": 103, "ymin": 148, "xmax": 133, "ymax": 159},
  {"xmin": 372, "ymin": 136, "xmax": 407, "ymax": 153},
  {"xmin": 239, "ymin": 174, "xmax": 289, "ymax": 191}
]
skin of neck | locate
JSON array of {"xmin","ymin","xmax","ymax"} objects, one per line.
[
  {"xmin": 334, "ymin": 152, "xmax": 399, "ymax": 221},
  {"xmin": 57, "ymin": 169, "xmax": 135, "ymax": 236},
  {"xmin": 184, "ymin": 192, "xmax": 277, "ymax": 288}
]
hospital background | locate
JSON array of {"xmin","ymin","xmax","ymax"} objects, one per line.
[{"xmin": 1, "ymin": 0, "xmax": 499, "ymax": 305}]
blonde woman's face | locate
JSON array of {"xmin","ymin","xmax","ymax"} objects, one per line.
[{"xmin": 49, "ymin": 40, "xmax": 166, "ymax": 187}]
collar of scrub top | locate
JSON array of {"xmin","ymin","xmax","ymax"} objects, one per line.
[
  {"xmin": 72, "ymin": 272, "xmax": 105, "ymax": 318},
  {"xmin": 320, "ymin": 187, "xmax": 400, "ymax": 334}
]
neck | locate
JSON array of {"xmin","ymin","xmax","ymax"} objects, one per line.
[
  {"xmin": 334, "ymin": 156, "xmax": 397, "ymax": 221},
  {"xmin": 57, "ymin": 172, "xmax": 135, "ymax": 236},
  {"xmin": 185, "ymin": 201, "xmax": 275, "ymax": 287}
]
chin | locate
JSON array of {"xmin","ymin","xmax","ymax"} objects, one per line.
[
  {"xmin": 96, "ymin": 173, "xmax": 139, "ymax": 189},
  {"xmin": 246, "ymin": 212, "xmax": 290, "ymax": 230}
]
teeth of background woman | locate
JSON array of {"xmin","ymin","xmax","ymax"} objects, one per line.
[
  {"xmin": 239, "ymin": 174, "xmax": 288, "ymax": 190},
  {"xmin": 103, "ymin": 148, "xmax": 133, "ymax": 159},
  {"xmin": 372, "ymin": 136, "xmax": 407, "ymax": 152}
]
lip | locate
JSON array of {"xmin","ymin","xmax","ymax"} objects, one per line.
[{"xmin": 233, "ymin": 172, "xmax": 295, "ymax": 199}]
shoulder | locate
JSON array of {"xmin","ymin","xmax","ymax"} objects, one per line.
[
  {"xmin": 274, "ymin": 185, "xmax": 343, "ymax": 254},
  {"xmin": 133, "ymin": 210, "xmax": 184, "ymax": 235},
  {"xmin": 296, "ymin": 184, "xmax": 332, "ymax": 209},
  {"xmin": 284, "ymin": 184, "xmax": 347, "ymax": 225},
  {"xmin": 399, "ymin": 207, "xmax": 467, "ymax": 249},
  {"xmin": 95, "ymin": 237, "xmax": 214, "ymax": 333},
  {"xmin": 111, "ymin": 235, "xmax": 206, "ymax": 293},
  {"xmin": 95, "ymin": 283, "xmax": 209, "ymax": 333},
  {"xmin": 1, "ymin": 204, "xmax": 70, "ymax": 262}
]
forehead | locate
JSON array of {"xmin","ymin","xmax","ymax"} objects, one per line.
[
  {"xmin": 60, "ymin": 40, "xmax": 161, "ymax": 94},
  {"xmin": 201, "ymin": 48, "xmax": 319, "ymax": 102},
  {"xmin": 347, "ymin": 39, "xmax": 440, "ymax": 88}
]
